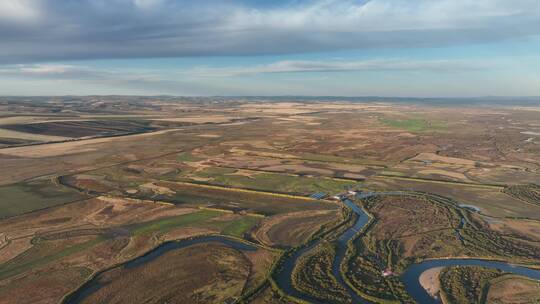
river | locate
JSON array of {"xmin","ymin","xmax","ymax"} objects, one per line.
[
  {"xmin": 401, "ymin": 259, "xmax": 540, "ymax": 304},
  {"xmin": 63, "ymin": 236, "xmax": 257, "ymax": 304},
  {"xmin": 272, "ymin": 197, "xmax": 371, "ymax": 304},
  {"xmin": 65, "ymin": 193, "xmax": 540, "ymax": 304}
]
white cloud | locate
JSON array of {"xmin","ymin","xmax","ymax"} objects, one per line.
[
  {"xmin": 227, "ymin": 0, "xmax": 535, "ymax": 32},
  {"xmin": 0, "ymin": 64, "xmax": 166, "ymax": 83},
  {"xmin": 0, "ymin": 0, "xmax": 41, "ymax": 23},
  {"xmin": 186, "ymin": 58, "xmax": 490, "ymax": 77},
  {"xmin": 0, "ymin": 59, "xmax": 537, "ymax": 97},
  {"xmin": 17, "ymin": 64, "xmax": 81, "ymax": 75},
  {"xmin": 0, "ymin": 59, "xmax": 489, "ymax": 81},
  {"xmin": 0, "ymin": 0, "xmax": 539, "ymax": 62}
]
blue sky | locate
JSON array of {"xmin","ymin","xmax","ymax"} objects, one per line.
[{"xmin": 0, "ymin": 0, "xmax": 539, "ymax": 97}]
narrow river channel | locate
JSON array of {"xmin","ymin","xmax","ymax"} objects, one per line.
[
  {"xmin": 274, "ymin": 192, "xmax": 540, "ymax": 304},
  {"xmin": 401, "ymin": 259, "xmax": 540, "ymax": 304},
  {"xmin": 65, "ymin": 193, "xmax": 540, "ymax": 304},
  {"xmin": 63, "ymin": 236, "xmax": 257, "ymax": 304},
  {"xmin": 272, "ymin": 197, "xmax": 371, "ymax": 304}
]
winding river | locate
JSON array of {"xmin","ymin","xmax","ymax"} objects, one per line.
[
  {"xmin": 65, "ymin": 193, "xmax": 540, "ymax": 304},
  {"xmin": 274, "ymin": 192, "xmax": 540, "ymax": 304},
  {"xmin": 63, "ymin": 236, "xmax": 257, "ymax": 304},
  {"xmin": 272, "ymin": 198, "xmax": 371, "ymax": 304}
]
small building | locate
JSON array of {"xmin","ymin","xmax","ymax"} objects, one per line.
[{"xmin": 382, "ymin": 269, "xmax": 394, "ymax": 277}]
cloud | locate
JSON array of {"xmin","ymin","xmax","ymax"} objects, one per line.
[
  {"xmin": 1, "ymin": 58, "xmax": 487, "ymax": 82},
  {"xmin": 186, "ymin": 58, "xmax": 489, "ymax": 77},
  {"xmin": 0, "ymin": 63, "xmax": 242, "ymax": 95},
  {"xmin": 0, "ymin": 0, "xmax": 42, "ymax": 23},
  {"xmin": 0, "ymin": 59, "xmax": 537, "ymax": 97},
  {"xmin": 0, "ymin": 0, "xmax": 539, "ymax": 63},
  {"xmin": 0, "ymin": 64, "xmax": 164, "ymax": 85},
  {"xmin": 17, "ymin": 64, "xmax": 84, "ymax": 75},
  {"xmin": 0, "ymin": 58, "xmax": 494, "ymax": 95},
  {"xmin": 0, "ymin": 64, "xmax": 105, "ymax": 79}
]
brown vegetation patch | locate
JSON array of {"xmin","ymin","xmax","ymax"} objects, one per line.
[
  {"xmin": 254, "ymin": 210, "xmax": 339, "ymax": 247},
  {"xmin": 369, "ymin": 195, "xmax": 456, "ymax": 239},
  {"xmin": 0, "ymin": 237, "xmax": 33, "ymax": 265},
  {"xmin": 0, "ymin": 267, "xmax": 91, "ymax": 304},
  {"xmin": 243, "ymin": 248, "xmax": 279, "ymax": 292},
  {"xmin": 88, "ymin": 196, "xmax": 198, "ymax": 226},
  {"xmin": 262, "ymin": 164, "xmax": 334, "ymax": 176},
  {"xmin": 78, "ymin": 243, "xmax": 250, "ymax": 304},
  {"xmin": 412, "ymin": 152, "xmax": 477, "ymax": 166},
  {"xmin": 0, "ymin": 127, "xmax": 180, "ymax": 158},
  {"xmin": 139, "ymin": 182, "xmax": 175, "ymax": 196},
  {"xmin": 249, "ymin": 284, "xmax": 290, "ymax": 304},
  {"xmin": 365, "ymin": 177, "xmax": 540, "ymax": 219},
  {"xmin": 153, "ymin": 115, "xmax": 235, "ymax": 123},
  {"xmin": 487, "ymin": 275, "xmax": 540, "ymax": 304},
  {"xmin": 487, "ymin": 218, "xmax": 540, "ymax": 242}
]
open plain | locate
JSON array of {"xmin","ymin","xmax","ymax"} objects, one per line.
[{"xmin": 0, "ymin": 96, "xmax": 539, "ymax": 304}]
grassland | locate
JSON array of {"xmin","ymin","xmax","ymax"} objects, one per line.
[
  {"xmin": 0, "ymin": 178, "xmax": 89, "ymax": 218},
  {"xmin": 181, "ymin": 166, "xmax": 354, "ymax": 195},
  {"xmin": 487, "ymin": 275, "xmax": 540, "ymax": 303},
  {"xmin": 254, "ymin": 210, "xmax": 341, "ymax": 247},
  {"xmin": 380, "ymin": 117, "xmax": 447, "ymax": 133},
  {"xmin": 76, "ymin": 243, "xmax": 252, "ymax": 304},
  {"xmin": 0, "ymin": 266, "xmax": 93, "ymax": 304},
  {"xmin": 222, "ymin": 216, "xmax": 261, "ymax": 237},
  {"xmin": 176, "ymin": 151, "xmax": 202, "ymax": 162},
  {"xmin": 0, "ymin": 203, "xmax": 266, "ymax": 303},
  {"xmin": 296, "ymin": 152, "xmax": 388, "ymax": 167},
  {"xmin": 0, "ymin": 236, "xmax": 105, "ymax": 281},
  {"xmin": 126, "ymin": 209, "xmax": 262, "ymax": 239},
  {"xmin": 135, "ymin": 181, "xmax": 339, "ymax": 216},
  {"xmin": 129, "ymin": 210, "xmax": 223, "ymax": 235},
  {"xmin": 1, "ymin": 98, "xmax": 540, "ymax": 303}
]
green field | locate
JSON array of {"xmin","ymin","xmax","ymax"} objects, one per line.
[
  {"xmin": 129, "ymin": 209, "xmax": 261, "ymax": 237},
  {"xmin": 380, "ymin": 118, "xmax": 447, "ymax": 133},
  {"xmin": 186, "ymin": 167, "xmax": 353, "ymax": 195},
  {"xmin": 146, "ymin": 181, "xmax": 338, "ymax": 216},
  {"xmin": 0, "ymin": 178, "xmax": 89, "ymax": 218},
  {"xmin": 0, "ymin": 237, "xmax": 104, "ymax": 281},
  {"xmin": 130, "ymin": 210, "xmax": 223, "ymax": 235},
  {"xmin": 298, "ymin": 153, "xmax": 387, "ymax": 167},
  {"xmin": 221, "ymin": 216, "xmax": 261, "ymax": 237}
]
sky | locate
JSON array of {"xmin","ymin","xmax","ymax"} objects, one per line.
[{"xmin": 0, "ymin": 0, "xmax": 539, "ymax": 97}]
